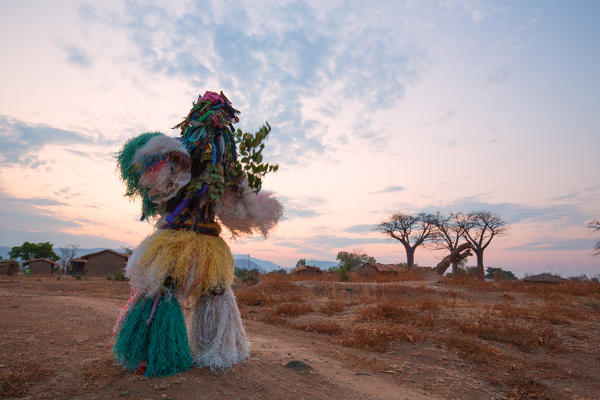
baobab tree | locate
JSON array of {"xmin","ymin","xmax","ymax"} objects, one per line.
[
  {"xmin": 457, "ymin": 211, "xmax": 507, "ymax": 279},
  {"xmin": 430, "ymin": 212, "xmax": 471, "ymax": 275},
  {"xmin": 376, "ymin": 212, "xmax": 437, "ymax": 268},
  {"xmin": 588, "ymin": 219, "xmax": 600, "ymax": 255}
]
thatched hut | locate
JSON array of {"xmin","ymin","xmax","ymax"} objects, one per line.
[
  {"xmin": 23, "ymin": 258, "xmax": 59, "ymax": 275},
  {"xmin": 290, "ymin": 265, "xmax": 322, "ymax": 276},
  {"xmin": 358, "ymin": 262, "xmax": 405, "ymax": 277},
  {"xmin": 522, "ymin": 273, "xmax": 567, "ymax": 284},
  {"xmin": 0, "ymin": 260, "xmax": 19, "ymax": 275},
  {"xmin": 80, "ymin": 249, "xmax": 129, "ymax": 276}
]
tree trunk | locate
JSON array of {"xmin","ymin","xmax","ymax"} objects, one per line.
[
  {"xmin": 432, "ymin": 243, "xmax": 471, "ymax": 275},
  {"xmin": 451, "ymin": 261, "xmax": 459, "ymax": 275},
  {"xmin": 475, "ymin": 251, "xmax": 484, "ymax": 279},
  {"xmin": 405, "ymin": 246, "xmax": 415, "ymax": 268}
]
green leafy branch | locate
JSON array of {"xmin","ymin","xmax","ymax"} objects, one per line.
[{"xmin": 233, "ymin": 123, "xmax": 279, "ymax": 192}]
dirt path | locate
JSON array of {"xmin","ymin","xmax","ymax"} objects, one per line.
[{"xmin": 0, "ymin": 288, "xmax": 438, "ymax": 400}]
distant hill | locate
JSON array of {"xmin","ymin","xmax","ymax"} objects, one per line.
[{"xmin": 233, "ymin": 255, "xmax": 284, "ymax": 273}]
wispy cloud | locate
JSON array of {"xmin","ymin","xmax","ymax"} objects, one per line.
[
  {"xmin": 373, "ymin": 185, "xmax": 405, "ymax": 194},
  {"xmin": 0, "ymin": 116, "xmax": 112, "ymax": 168},
  {"xmin": 416, "ymin": 195, "xmax": 590, "ymax": 226},
  {"xmin": 508, "ymin": 238, "xmax": 596, "ymax": 252},
  {"xmin": 62, "ymin": 44, "xmax": 93, "ymax": 68},
  {"xmin": 280, "ymin": 195, "xmax": 328, "ymax": 220},
  {"xmin": 343, "ymin": 224, "xmax": 375, "ymax": 233},
  {"xmin": 102, "ymin": 1, "xmax": 425, "ymax": 163}
]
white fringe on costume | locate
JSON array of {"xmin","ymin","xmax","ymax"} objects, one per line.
[
  {"xmin": 133, "ymin": 134, "xmax": 191, "ymax": 204},
  {"xmin": 191, "ymin": 287, "xmax": 250, "ymax": 371},
  {"xmin": 216, "ymin": 185, "xmax": 283, "ymax": 238}
]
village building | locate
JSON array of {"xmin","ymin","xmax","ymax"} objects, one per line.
[
  {"xmin": 290, "ymin": 265, "xmax": 322, "ymax": 276},
  {"xmin": 69, "ymin": 258, "xmax": 88, "ymax": 275},
  {"xmin": 23, "ymin": 258, "xmax": 59, "ymax": 275},
  {"xmin": 79, "ymin": 249, "xmax": 129, "ymax": 276},
  {"xmin": 358, "ymin": 262, "xmax": 405, "ymax": 277},
  {"xmin": 522, "ymin": 273, "xmax": 567, "ymax": 284},
  {"xmin": 0, "ymin": 260, "xmax": 19, "ymax": 275}
]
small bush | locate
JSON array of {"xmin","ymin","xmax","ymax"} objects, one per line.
[
  {"xmin": 441, "ymin": 335, "xmax": 504, "ymax": 365},
  {"xmin": 356, "ymin": 301, "xmax": 417, "ymax": 323},
  {"xmin": 269, "ymin": 302, "xmax": 314, "ymax": 317},
  {"xmin": 339, "ymin": 323, "xmax": 422, "ymax": 352},
  {"xmin": 319, "ymin": 300, "xmax": 345, "ymax": 315}
]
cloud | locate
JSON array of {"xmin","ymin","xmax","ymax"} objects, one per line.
[
  {"xmin": 280, "ymin": 195, "xmax": 328, "ymax": 220},
  {"xmin": 343, "ymin": 224, "xmax": 375, "ymax": 233},
  {"xmin": 416, "ymin": 195, "xmax": 590, "ymax": 226},
  {"xmin": 488, "ymin": 69, "xmax": 509, "ymax": 84},
  {"xmin": 300, "ymin": 234, "xmax": 391, "ymax": 249},
  {"xmin": 507, "ymin": 238, "xmax": 596, "ymax": 252},
  {"xmin": 0, "ymin": 116, "xmax": 110, "ymax": 168},
  {"xmin": 0, "ymin": 188, "xmax": 126, "ymax": 248},
  {"xmin": 373, "ymin": 185, "xmax": 405, "ymax": 194},
  {"xmin": 62, "ymin": 45, "xmax": 93, "ymax": 68},
  {"xmin": 0, "ymin": 194, "xmax": 81, "ymax": 234},
  {"xmin": 102, "ymin": 1, "xmax": 422, "ymax": 164}
]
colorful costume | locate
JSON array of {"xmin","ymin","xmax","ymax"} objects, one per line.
[{"xmin": 112, "ymin": 91, "xmax": 282, "ymax": 376}]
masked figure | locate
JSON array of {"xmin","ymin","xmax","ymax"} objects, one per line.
[{"xmin": 112, "ymin": 91, "xmax": 282, "ymax": 376}]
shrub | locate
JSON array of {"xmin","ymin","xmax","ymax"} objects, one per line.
[
  {"xmin": 269, "ymin": 302, "xmax": 314, "ymax": 317},
  {"xmin": 319, "ymin": 300, "xmax": 345, "ymax": 315},
  {"xmin": 486, "ymin": 267, "xmax": 517, "ymax": 281}
]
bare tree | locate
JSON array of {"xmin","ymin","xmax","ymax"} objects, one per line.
[
  {"xmin": 376, "ymin": 212, "xmax": 437, "ymax": 268},
  {"xmin": 588, "ymin": 220, "xmax": 600, "ymax": 255},
  {"xmin": 58, "ymin": 244, "xmax": 79, "ymax": 280},
  {"xmin": 457, "ymin": 211, "xmax": 507, "ymax": 279},
  {"xmin": 430, "ymin": 213, "xmax": 471, "ymax": 275}
]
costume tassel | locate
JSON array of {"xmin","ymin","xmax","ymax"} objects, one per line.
[{"xmin": 190, "ymin": 287, "xmax": 250, "ymax": 371}]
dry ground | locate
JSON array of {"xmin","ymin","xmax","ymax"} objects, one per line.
[{"xmin": 0, "ymin": 274, "xmax": 598, "ymax": 400}]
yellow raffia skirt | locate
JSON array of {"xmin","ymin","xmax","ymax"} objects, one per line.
[{"xmin": 126, "ymin": 228, "xmax": 234, "ymax": 301}]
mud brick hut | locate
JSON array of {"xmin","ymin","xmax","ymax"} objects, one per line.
[
  {"xmin": 69, "ymin": 258, "xmax": 88, "ymax": 275},
  {"xmin": 290, "ymin": 265, "xmax": 322, "ymax": 277},
  {"xmin": 0, "ymin": 260, "xmax": 19, "ymax": 275},
  {"xmin": 23, "ymin": 258, "xmax": 59, "ymax": 275},
  {"xmin": 79, "ymin": 249, "xmax": 129, "ymax": 277},
  {"xmin": 358, "ymin": 262, "xmax": 404, "ymax": 277}
]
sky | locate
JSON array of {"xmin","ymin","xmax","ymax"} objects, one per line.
[{"xmin": 0, "ymin": 0, "xmax": 599, "ymax": 276}]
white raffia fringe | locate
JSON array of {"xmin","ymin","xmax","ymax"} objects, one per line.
[
  {"xmin": 215, "ymin": 185, "xmax": 283, "ymax": 238},
  {"xmin": 191, "ymin": 287, "xmax": 250, "ymax": 371},
  {"xmin": 133, "ymin": 134, "xmax": 191, "ymax": 204}
]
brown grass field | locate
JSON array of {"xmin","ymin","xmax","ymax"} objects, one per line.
[{"xmin": 0, "ymin": 273, "xmax": 599, "ymax": 399}]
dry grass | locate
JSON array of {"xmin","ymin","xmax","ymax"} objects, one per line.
[
  {"xmin": 339, "ymin": 323, "xmax": 423, "ymax": 352},
  {"xmin": 448, "ymin": 315, "xmax": 560, "ymax": 351},
  {"xmin": 319, "ymin": 300, "xmax": 345, "ymax": 315},
  {"xmin": 268, "ymin": 302, "xmax": 314, "ymax": 317},
  {"xmin": 290, "ymin": 320, "xmax": 343, "ymax": 335},
  {"xmin": 0, "ymin": 363, "xmax": 50, "ymax": 398},
  {"xmin": 233, "ymin": 274, "xmax": 599, "ymax": 399},
  {"xmin": 440, "ymin": 335, "xmax": 505, "ymax": 365}
]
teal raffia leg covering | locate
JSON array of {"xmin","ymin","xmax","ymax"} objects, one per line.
[{"xmin": 113, "ymin": 293, "xmax": 193, "ymax": 377}]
